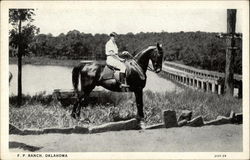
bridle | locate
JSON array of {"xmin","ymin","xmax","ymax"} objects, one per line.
[
  {"xmin": 130, "ymin": 45, "xmax": 161, "ymax": 72},
  {"xmin": 147, "ymin": 65, "xmax": 155, "ymax": 72},
  {"xmin": 147, "ymin": 47, "xmax": 160, "ymax": 72}
]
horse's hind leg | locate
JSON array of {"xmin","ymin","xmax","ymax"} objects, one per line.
[{"xmin": 71, "ymin": 87, "xmax": 95, "ymax": 119}]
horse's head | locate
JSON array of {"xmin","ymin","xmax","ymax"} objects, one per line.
[{"xmin": 150, "ymin": 43, "xmax": 163, "ymax": 73}]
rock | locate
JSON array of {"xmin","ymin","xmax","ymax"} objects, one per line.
[
  {"xmin": 178, "ymin": 119, "xmax": 188, "ymax": 127},
  {"xmin": 229, "ymin": 110, "xmax": 235, "ymax": 119},
  {"xmin": 216, "ymin": 115, "xmax": 227, "ymax": 120},
  {"xmin": 235, "ymin": 113, "xmax": 243, "ymax": 124},
  {"xmin": 162, "ymin": 110, "xmax": 178, "ymax": 128},
  {"xmin": 42, "ymin": 128, "xmax": 73, "ymax": 134},
  {"xmin": 205, "ymin": 116, "xmax": 231, "ymax": 126},
  {"xmin": 9, "ymin": 124, "xmax": 23, "ymax": 135},
  {"xmin": 177, "ymin": 110, "xmax": 192, "ymax": 122},
  {"xmin": 73, "ymin": 126, "xmax": 89, "ymax": 134},
  {"xmin": 187, "ymin": 116, "xmax": 204, "ymax": 127},
  {"xmin": 145, "ymin": 123, "xmax": 164, "ymax": 130},
  {"xmin": 89, "ymin": 118, "xmax": 140, "ymax": 133},
  {"xmin": 229, "ymin": 110, "xmax": 236, "ymax": 123}
]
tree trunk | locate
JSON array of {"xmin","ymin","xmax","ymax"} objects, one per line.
[
  {"xmin": 17, "ymin": 19, "xmax": 22, "ymax": 106},
  {"xmin": 224, "ymin": 9, "xmax": 236, "ymax": 96}
]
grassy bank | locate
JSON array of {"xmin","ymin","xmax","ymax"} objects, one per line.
[
  {"xmin": 9, "ymin": 57, "xmax": 82, "ymax": 67},
  {"xmin": 9, "ymin": 89, "xmax": 242, "ymax": 129}
]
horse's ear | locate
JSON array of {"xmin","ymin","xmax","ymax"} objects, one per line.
[
  {"xmin": 156, "ymin": 43, "xmax": 160, "ymax": 48},
  {"xmin": 156, "ymin": 43, "xmax": 162, "ymax": 49}
]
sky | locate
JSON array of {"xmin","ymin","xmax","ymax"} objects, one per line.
[{"xmin": 32, "ymin": 2, "xmax": 243, "ymax": 36}]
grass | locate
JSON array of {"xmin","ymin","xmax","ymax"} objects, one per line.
[{"xmin": 9, "ymin": 89, "xmax": 242, "ymax": 130}]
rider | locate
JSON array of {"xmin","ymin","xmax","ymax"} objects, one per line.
[{"xmin": 105, "ymin": 32, "xmax": 128, "ymax": 88}]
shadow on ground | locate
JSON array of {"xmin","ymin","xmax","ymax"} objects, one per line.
[{"xmin": 9, "ymin": 141, "xmax": 42, "ymax": 152}]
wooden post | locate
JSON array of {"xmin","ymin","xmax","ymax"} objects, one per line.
[
  {"xmin": 224, "ymin": 9, "xmax": 237, "ymax": 96},
  {"xmin": 17, "ymin": 19, "xmax": 22, "ymax": 106}
]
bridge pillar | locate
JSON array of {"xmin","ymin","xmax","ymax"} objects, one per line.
[
  {"xmin": 201, "ymin": 81, "xmax": 204, "ymax": 90},
  {"xmin": 212, "ymin": 83, "xmax": 216, "ymax": 93},
  {"xmin": 218, "ymin": 85, "xmax": 222, "ymax": 95},
  {"xmin": 196, "ymin": 80, "xmax": 200, "ymax": 88}
]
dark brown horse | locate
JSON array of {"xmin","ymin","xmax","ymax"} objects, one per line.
[{"xmin": 71, "ymin": 43, "xmax": 163, "ymax": 121}]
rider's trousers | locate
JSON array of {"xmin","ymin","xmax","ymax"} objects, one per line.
[{"xmin": 106, "ymin": 56, "xmax": 126, "ymax": 73}]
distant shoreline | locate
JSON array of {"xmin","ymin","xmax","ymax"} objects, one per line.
[{"xmin": 9, "ymin": 57, "xmax": 92, "ymax": 67}]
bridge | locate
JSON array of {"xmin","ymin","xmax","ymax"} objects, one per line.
[{"xmin": 161, "ymin": 61, "xmax": 242, "ymax": 98}]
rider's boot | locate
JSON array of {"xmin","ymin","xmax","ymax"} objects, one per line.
[{"xmin": 119, "ymin": 72, "xmax": 129, "ymax": 88}]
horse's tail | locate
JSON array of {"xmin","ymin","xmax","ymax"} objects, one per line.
[{"xmin": 72, "ymin": 64, "xmax": 84, "ymax": 91}]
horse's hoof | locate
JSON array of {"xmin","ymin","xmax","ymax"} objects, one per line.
[{"xmin": 139, "ymin": 120, "xmax": 146, "ymax": 129}]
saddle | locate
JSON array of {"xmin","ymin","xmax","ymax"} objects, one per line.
[
  {"xmin": 100, "ymin": 65, "xmax": 119, "ymax": 81},
  {"xmin": 99, "ymin": 60, "xmax": 145, "ymax": 82}
]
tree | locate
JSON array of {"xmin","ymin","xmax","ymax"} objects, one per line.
[{"xmin": 9, "ymin": 9, "xmax": 39, "ymax": 106}]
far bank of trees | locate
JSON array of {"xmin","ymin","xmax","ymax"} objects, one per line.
[{"xmin": 9, "ymin": 30, "xmax": 242, "ymax": 74}]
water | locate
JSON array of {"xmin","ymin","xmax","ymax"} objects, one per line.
[{"xmin": 9, "ymin": 64, "xmax": 181, "ymax": 95}]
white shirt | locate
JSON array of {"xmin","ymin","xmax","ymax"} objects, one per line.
[{"xmin": 105, "ymin": 39, "xmax": 118, "ymax": 56}]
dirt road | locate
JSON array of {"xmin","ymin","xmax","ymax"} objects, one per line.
[{"xmin": 9, "ymin": 124, "xmax": 242, "ymax": 152}]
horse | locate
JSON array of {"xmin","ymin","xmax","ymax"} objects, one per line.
[{"xmin": 71, "ymin": 43, "xmax": 163, "ymax": 121}]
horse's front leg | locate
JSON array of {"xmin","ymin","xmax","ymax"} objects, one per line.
[
  {"xmin": 71, "ymin": 94, "xmax": 81, "ymax": 119},
  {"xmin": 134, "ymin": 89, "xmax": 144, "ymax": 120},
  {"xmin": 71, "ymin": 91, "xmax": 85, "ymax": 119}
]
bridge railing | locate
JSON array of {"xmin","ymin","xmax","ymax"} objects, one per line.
[
  {"xmin": 161, "ymin": 61, "xmax": 242, "ymax": 98},
  {"xmin": 164, "ymin": 61, "xmax": 242, "ymax": 81}
]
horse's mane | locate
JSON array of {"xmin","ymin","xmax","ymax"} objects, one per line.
[{"xmin": 134, "ymin": 46, "xmax": 157, "ymax": 59}]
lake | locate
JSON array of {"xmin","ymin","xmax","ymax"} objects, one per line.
[{"xmin": 9, "ymin": 64, "xmax": 182, "ymax": 95}]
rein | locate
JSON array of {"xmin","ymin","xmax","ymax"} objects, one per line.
[
  {"xmin": 129, "ymin": 56, "xmax": 155, "ymax": 72},
  {"xmin": 132, "ymin": 46, "xmax": 157, "ymax": 72}
]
